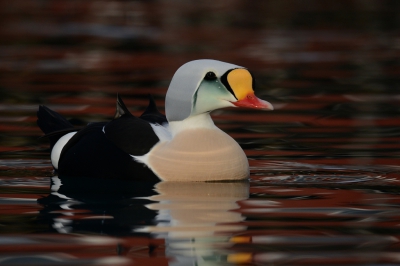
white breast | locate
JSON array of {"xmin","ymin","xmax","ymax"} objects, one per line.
[{"xmin": 145, "ymin": 128, "xmax": 249, "ymax": 181}]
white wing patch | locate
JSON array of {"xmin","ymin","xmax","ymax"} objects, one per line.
[{"xmin": 51, "ymin": 132, "xmax": 77, "ymax": 169}]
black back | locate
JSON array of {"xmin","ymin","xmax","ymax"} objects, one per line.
[
  {"xmin": 58, "ymin": 125, "xmax": 159, "ymax": 181},
  {"xmin": 38, "ymin": 94, "xmax": 164, "ymax": 180}
]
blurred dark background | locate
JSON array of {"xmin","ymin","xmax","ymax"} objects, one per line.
[{"xmin": 0, "ymin": 0, "xmax": 399, "ymax": 165}]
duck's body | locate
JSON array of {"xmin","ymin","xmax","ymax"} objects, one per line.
[
  {"xmin": 37, "ymin": 59, "xmax": 273, "ymax": 182},
  {"xmin": 134, "ymin": 113, "xmax": 249, "ymax": 181}
]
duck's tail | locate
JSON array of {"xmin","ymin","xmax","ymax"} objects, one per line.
[{"xmin": 37, "ymin": 106, "xmax": 76, "ymax": 147}]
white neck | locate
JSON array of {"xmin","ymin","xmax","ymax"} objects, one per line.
[{"xmin": 168, "ymin": 113, "xmax": 217, "ymax": 135}]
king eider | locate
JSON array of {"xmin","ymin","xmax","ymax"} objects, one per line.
[{"xmin": 37, "ymin": 59, "xmax": 273, "ymax": 181}]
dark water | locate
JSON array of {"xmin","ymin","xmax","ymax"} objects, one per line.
[{"xmin": 1, "ymin": 1, "xmax": 400, "ymax": 265}]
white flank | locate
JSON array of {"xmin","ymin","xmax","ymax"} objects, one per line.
[{"xmin": 51, "ymin": 132, "xmax": 77, "ymax": 169}]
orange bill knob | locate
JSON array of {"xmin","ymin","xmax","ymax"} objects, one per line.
[{"xmin": 225, "ymin": 68, "xmax": 273, "ymax": 110}]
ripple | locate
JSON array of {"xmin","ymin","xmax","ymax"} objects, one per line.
[{"xmin": 251, "ymin": 161, "xmax": 400, "ymax": 185}]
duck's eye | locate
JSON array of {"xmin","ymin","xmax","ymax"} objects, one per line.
[{"xmin": 204, "ymin": 71, "xmax": 217, "ymax": 80}]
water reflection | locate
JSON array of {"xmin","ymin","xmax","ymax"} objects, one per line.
[
  {"xmin": 0, "ymin": 161, "xmax": 399, "ymax": 265},
  {"xmin": 0, "ymin": 235, "xmax": 129, "ymax": 266},
  {"xmin": 138, "ymin": 181, "xmax": 249, "ymax": 265},
  {"xmin": 37, "ymin": 176, "xmax": 249, "ymax": 264},
  {"xmin": 38, "ymin": 176, "xmax": 159, "ymax": 236},
  {"xmin": 140, "ymin": 182, "xmax": 248, "ymax": 237}
]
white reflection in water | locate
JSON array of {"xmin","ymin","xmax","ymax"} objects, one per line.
[
  {"xmin": 136, "ymin": 181, "xmax": 249, "ymax": 265},
  {"xmin": 138, "ymin": 181, "xmax": 248, "ymax": 237}
]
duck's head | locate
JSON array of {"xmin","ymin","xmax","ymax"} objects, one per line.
[{"xmin": 166, "ymin": 59, "xmax": 273, "ymax": 122}]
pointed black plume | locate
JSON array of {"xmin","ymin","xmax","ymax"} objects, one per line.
[
  {"xmin": 140, "ymin": 95, "xmax": 167, "ymax": 125},
  {"xmin": 114, "ymin": 94, "xmax": 133, "ymax": 119}
]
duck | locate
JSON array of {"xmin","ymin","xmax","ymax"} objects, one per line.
[{"xmin": 37, "ymin": 59, "xmax": 273, "ymax": 182}]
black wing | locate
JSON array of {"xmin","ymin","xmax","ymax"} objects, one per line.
[
  {"xmin": 45, "ymin": 95, "xmax": 162, "ymax": 180},
  {"xmin": 58, "ymin": 122, "xmax": 159, "ymax": 181},
  {"xmin": 104, "ymin": 95, "xmax": 160, "ymax": 156}
]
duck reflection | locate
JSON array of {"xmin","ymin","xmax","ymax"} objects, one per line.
[
  {"xmin": 138, "ymin": 181, "xmax": 249, "ymax": 265},
  {"xmin": 138, "ymin": 181, "xmax": 248, "ymax": 237},
  {"xmin": 37, "ymin": 177, "xmax": 249, "ymax": 264},
  {"xmin": 37, "ymin": 176, "xmax": 248, "ymax": 237},
  {"xmin": 37, "ymin": 176, "xmax": 159, "ymax": 236}
]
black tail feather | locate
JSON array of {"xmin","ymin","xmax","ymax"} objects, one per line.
[{"xmin": 37, "ymin": 106, "xmax": 75, "ymax": 147}]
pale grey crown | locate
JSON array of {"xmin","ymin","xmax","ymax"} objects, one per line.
[{"xmin": 165, "ymin": 59, "xmax": 242, "ymax": 122}]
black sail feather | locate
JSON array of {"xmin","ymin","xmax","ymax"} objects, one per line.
[
  {"xmin": 139, "ymin": 95, "xmax": 167, "ymax": 125},
  {"xmin": 114, "ymin": 94, "xmax": 133, "ymax": 119}
]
